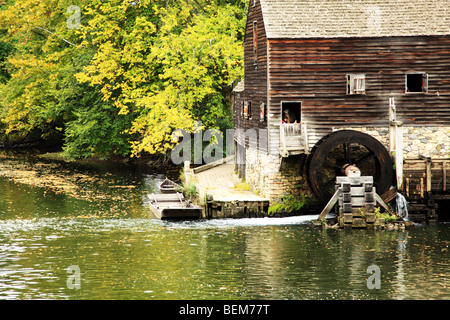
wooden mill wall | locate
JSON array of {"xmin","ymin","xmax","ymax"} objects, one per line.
[
  {"xmin": 236, "ymin": 0, "xmax": 268, "ymax": 152},
  {"xmin": 267, "ymin": 36, "xmax": 450, "ymax": 153}
]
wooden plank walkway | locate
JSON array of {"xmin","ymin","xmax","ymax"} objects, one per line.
[{"xmin": 193, "ymin": 161, "xmax": 268, "ymax": 203}]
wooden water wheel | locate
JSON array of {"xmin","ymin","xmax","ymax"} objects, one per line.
[{"xmin": 306, "ymin": 130, "xmax": 394, "ymax": 204}]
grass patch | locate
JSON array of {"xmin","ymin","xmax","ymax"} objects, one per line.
[
  {"xmin": 234, "ymin": 182, "xmax": 251, "ymax": 191},
  {"xmin": 181, "ymin": 182, "xmax": 197, "ymax": 198}
]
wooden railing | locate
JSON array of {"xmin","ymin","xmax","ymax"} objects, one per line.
[{"xmin": 280, "ymin": 123, "xmax": 306, "ymax": 156}]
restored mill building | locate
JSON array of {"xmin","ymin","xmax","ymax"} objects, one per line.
[{"xmin": 234, "ymin": 0, "xmax": 450, "ymax": 222}]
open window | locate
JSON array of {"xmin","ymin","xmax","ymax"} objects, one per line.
[
  {"xmin": 281, "ymin": 102, "xmax": 301, "ymax": 124},
  {"xmin": 406, "ymin": 73, "xmax": 428, "ymax": 93},
  {"xmin": 243, "ymin": 101, "xmax": 252, "ymax": 119},
  {"xmin": 347, "ymin": 74, "xmax": 366, "ymax": 94},
  {"xmin": 259, "ymin": 102, "xmax": 266, "ymax": 122}
]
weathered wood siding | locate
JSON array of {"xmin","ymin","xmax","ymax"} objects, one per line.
[
  {"xmin": 268, "ymin": 36, "xmax": 450, "ymax": 152},
  {"xmin": 237, "ymin": 0, "xmax": 268, "ymax": 152}
]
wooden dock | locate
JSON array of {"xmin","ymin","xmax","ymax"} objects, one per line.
[{"xmin": 189, "ymin": 159, "xmax": 269, "ymax": 219}]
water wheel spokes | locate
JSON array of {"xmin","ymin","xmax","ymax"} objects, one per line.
[{"xmin": 307, "ymin": 130, "xmax": 394, "ymax": 204}]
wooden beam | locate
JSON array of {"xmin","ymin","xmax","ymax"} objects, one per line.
[
  {"xmin": 405, "ymin": 178, "xmax": 410, "ymax": 198},
  {"xmin": 374, "ymin": 192, "xmax": 390, "ymax": 212},
  {"xmin": 318, "ymin": 188, "xmax": 341, "ymax": 221},
  {"xmin": 443, "ymin": 161, "xmax": 447, "ymax": 191},
  {"xmin": 420, "ymin": 177, "xmax": 424, "ymax": 199},
  {"xmin": 426, "ymin": 159, "xmax": 432, "ymax": 194},
  {"xmin": 381, "ymin": 188, "xmax": 398, "ymax": 203},
  {"xmin": 395, "ymin": 124, "xmax": 404, "ymax": 191}
]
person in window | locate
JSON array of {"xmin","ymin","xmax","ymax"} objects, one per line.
[
  {"xmin": 283, "ymin": 109, "xmax": 291, "ymax": 123},
  {"xmin": 283, "ymin": 108, "xmax": 299, "ymax": 124}
]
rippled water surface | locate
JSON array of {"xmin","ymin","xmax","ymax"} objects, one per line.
[{"xmin": 0, "ymin": 155, "xmax": 448, "ymax": 300}]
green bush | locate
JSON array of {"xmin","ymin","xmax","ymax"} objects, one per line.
[
  {"xmin": 268, "ymin": 194, "xmax": 308, "ymax": 215},
  {"xmin": 375, "ymin": 207, "xmax": 399, "ymax": 223}
]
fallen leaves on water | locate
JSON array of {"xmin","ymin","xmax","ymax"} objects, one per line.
[{"xmin": 0, "ymin": 158, "xmax": 139, "ymax": 204}]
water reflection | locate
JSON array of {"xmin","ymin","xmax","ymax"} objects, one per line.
[
  {"xmin": 0, "ymin": 215, "xmax": 449, "ymax": 300},
  {"xmin": 0, "ymin": 155, "xmax": 448, "ymax": 300}
]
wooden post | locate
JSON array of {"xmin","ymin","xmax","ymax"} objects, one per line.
[
  {"xmin": 426, "ymin": 158, "xmax": 432, "ymax": 195},
  {"xmin": 443, "ymin": 161, "xmax": 447, "ymax": 191},
  {"xmin": 389, "ymin": 97, "xmax": 396, "ymax": 153},
  {"xmin": 395, "ymin": 123, "xmax": 404, "ymax": 191},
  {"xmin": 405, "ymin": 178, "xmax": 410, "ymax": 198},
  {"xmin": 420, "ymin": 178, "xmax": 424, "ymax": 199},
  {"xmin": 184, "ymin": 160, "xmax": 192, "ymax": 185},
  {"xmin": 303, "ymin": 123, "xmax": 309, "ymax": 154},
  {"xmin": 389, "ymin": 97, "xmax": 404, "ymax": 191}
]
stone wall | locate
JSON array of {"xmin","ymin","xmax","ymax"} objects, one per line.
[
  {"xmin": 403, "ymin": 126, "xmax": 450, "ymax": 159},
  {"xmin": 332, "ymin": 126, "xmax": 390, "ymax": 150},
  {"xmin": 244, "ymin": 125, "xmax": 450, "ymax": 204},
  {"xmin": 333, "ymin": 126, "xmax": 450, "ymax": 159},
  {"xmin": 245, "ymin": 147, "xmax": 314, "ymax": 202}
]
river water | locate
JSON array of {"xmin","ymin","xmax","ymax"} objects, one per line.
[{"xmin": 0, "ymin": 154, "xmax": 448, "ymax": 300}]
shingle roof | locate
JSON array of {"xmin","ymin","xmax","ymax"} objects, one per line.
[
  {"xmin": 259, "ymin": 0, "xmax": 450, "ymax": 38},
  {"xmin": 233, "ymin": 80, "xmax": 245, "ymax": 92}
]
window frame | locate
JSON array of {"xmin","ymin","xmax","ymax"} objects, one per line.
[
  {"xmin": 281, "ymin": 101, "xmax": 302, "ymax": 124},
  {"xmin": 243, "ymin": 101, "xmax": 252, "ymax": 120},
  {"xmin": 346, "ymin": 74, "xmax": 366, "ymax": 95},
  {"xmin": 405, "ymin": 72, "xmax": 428, "ymax": 94}
]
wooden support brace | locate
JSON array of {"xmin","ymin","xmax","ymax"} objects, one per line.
[
  {"xmin": 374, "ymin": 192, "xmax": 390, "ymax": 212},
  {"xmin": 318, "ymin": 188, "xmax": 341, "ymax": 221}
]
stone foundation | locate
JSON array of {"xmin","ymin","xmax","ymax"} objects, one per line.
[{"xmin": 245, "ymin": 147, "xmax": 315, "ymax": 202}]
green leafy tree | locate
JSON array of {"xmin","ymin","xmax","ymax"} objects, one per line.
[{"xmin": 0, "ymin": 0, "xmax": 246, "ymax": 159}]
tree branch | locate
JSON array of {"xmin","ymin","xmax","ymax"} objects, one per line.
[{"xmin": 32, "ymin": 26, "xmax": 76, "ymax": 47}]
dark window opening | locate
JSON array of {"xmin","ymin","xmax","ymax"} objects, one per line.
[
  {"xmin": 406, "ymin": 73, "xmax": 428, "ymax": 93},
  {"xmin": 281, "ymin": 102, "xmax": 301, "ymax": 124}
]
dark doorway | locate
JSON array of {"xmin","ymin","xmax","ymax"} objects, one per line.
[{"xmin": 437, "ymin": 200, "xmax": 450, "ymax": 222}]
